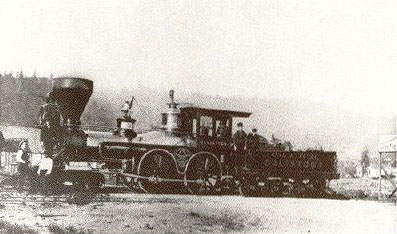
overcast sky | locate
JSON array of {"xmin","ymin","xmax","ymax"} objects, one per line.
[{"xmin": 1, "ymin": 0, "xmax": 396, "ymax": 116}]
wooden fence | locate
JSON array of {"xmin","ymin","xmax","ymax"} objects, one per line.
[{"xmin": 0, "ymin": 151, "xmax": 43, "ymax": 175}]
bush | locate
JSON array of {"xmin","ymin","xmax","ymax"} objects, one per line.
[
  {"xmin": 48, "ymin": 224, "xmax": 92, "ymax": 234},
  {"xmin": 0, "ymin": 220, "xmax": 37, "ymax": 234}
]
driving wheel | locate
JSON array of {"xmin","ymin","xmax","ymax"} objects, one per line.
[
  {"xmin": 137, "ymin": 152, "xmax": 178, "ymax": 193},
  {"xmin": 184, "ymin": 153, "xmax": 221, "ymax": 195}
]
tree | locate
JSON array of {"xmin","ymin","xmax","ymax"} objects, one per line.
[
  {"xmin": 18, "ymin": 69, "xmax": 24, "ymax": 78},
  {"xmin": 360, "ymin": 148, "xmax": 370, "ymax": 173},
  {"xmin": 338, "ymin": 160, "xmax": 357, "ymax": 178}
]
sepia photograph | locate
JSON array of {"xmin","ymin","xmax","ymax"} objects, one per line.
[{"xmin": 0, "ymin": 0, "xmax": 396, "ymax": 233}]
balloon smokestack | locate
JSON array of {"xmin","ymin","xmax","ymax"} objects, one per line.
[{"xmin": 50, "ymin": 77, "xmax": 93, "ymax": 127}]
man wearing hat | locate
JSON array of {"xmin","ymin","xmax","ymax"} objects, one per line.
[
  {"xmin": 232, "ymin": 122, "xmax": 247, "ymax": 174},
  {"xmin": 15, "ymin": 140, "xmax": 30, "ymax": 191},
  {"xmin": 39, "ymin": 93, "xmax": 61, "ymax": 155},
  {"xmin": 246, "ymin": 128, "xmax": 261, "ymax": 166}
]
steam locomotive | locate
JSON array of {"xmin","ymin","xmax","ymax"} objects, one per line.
[{"xmin": 45, "ymin": 77, "xmax": 339, "ymax": 196}]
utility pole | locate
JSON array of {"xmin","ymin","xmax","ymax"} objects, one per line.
[
  {"xmin": 379, "ymin": 152, "xmax": 382, "ymax": 199},
  {"xmin": 390, "ymin": 115, "xmax": 397, "ymax": 198},
  {"xmin": 0, "ymin": 74, "xmax": 2, "ymax": 125},
  {"xmin": 377, "ymin": 115, "xmax": 397, "ymax": 199}
]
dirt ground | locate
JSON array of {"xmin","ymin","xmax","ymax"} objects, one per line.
[{"xmin": 0, "ymin": 191, "xmax": 396, "ymax": 234}]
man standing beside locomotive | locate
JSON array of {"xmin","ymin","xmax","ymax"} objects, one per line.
[
  {"xmin": 16, "ymin": 140, "xmax": 30, "ymax": 191},
  {"xmin": 39, "ymin": 94, "xmax": 61, "ymax": 156},
  {"xmin": 232, "ymin": 122, "xmax": 247, "ymax": 175},
  {"xmin": 37, "ymin": 154, "xmax": 54, "ymax": 195}
]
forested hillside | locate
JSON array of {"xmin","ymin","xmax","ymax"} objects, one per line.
[{"xmin": 0, "ymin": 73, "xmax": 51, "ymax": 126}]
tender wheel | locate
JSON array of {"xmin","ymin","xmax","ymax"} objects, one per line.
[
  {"xmin": 269, "ymin": 180, "xmax": 283, "ymax": 196},
  {"xmin": 312, "ymin": 179, "xmax": 326, "ymax": 190},
  {"xmin": 291, "ymin": 180, "xmax": 307, "ymax": 197},
  {"xmin": 137, "ymin": 152, "xmax": 179, "ymax": 193},
  {"xmin": 184, "ymin": 153, "xmax": 221, "ymax": 195},
  {"xmin": 239, "ymin": 177, "xmax": 260, "ymax": 197},
  {"xmin": 219, "ymin": 177, "xmax": 235, "ymax": 195},
  {"xmin": 280, "ymin": 179, "xmax": 294, "ymax": 197},
  {"xmin": 310, "ymin": 178, "xmax": 327, "ymax": 196}
]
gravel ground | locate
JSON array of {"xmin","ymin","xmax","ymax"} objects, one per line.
[{"xmin": 0, "ymin": 192, "xmax": 396, "ymax": 234}]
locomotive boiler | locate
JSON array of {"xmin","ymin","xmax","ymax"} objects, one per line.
[{"xmin": 46, "ymin": 77, "xmax": 339, "ymax": 196}]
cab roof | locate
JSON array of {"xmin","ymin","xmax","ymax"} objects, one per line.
[{"xmin": 180, "ymin": 107, "xmax": 251, "ymax": 118}]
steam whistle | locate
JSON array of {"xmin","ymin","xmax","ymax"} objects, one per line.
[
  {"xmin": 128, "ymin": 96, "xmax": 134, "ymax": 110},
  {"xmin": 168, "ymin": 89, "xmax": 178, "ymax": 109}
]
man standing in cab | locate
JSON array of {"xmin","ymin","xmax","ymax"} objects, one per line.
[
  {"xmin": 246, "ymin": 128, "xmax": 261, "ymax": 167},
  {"xmin": 232, "ymin": 122, "xmax": 247, "ymax": 174}
]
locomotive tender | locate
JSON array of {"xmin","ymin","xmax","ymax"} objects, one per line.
[{"xmin": 47, "ymin": 77, "xmax": 339, "ymax": 196}]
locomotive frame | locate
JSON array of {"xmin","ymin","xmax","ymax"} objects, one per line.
[{"xmin": 64, "ymin": 106, "xmax": 252, "ymax": 195}]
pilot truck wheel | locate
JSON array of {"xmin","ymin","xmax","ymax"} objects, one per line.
[{"xmin": 239, "ymin": 176, "xmax": 260, "ymax": 197}]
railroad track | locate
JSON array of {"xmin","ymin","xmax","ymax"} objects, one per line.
[{"xmin": 0, "ymin": 186, "xmax": 193, "ymax": 204}]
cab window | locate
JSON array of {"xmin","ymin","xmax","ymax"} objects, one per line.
[
  {"xmin": 192, "ymin": 118, "xmax": 197, "ymax": 137},
  {"xmin": 200, "ymin": 116, "xmax": 213, "ymax": 137},
  {"xmin": 161, "ymin": 113, "xmax": 167, "ymax": 126}
]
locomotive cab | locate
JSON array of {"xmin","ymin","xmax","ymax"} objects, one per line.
[
  {"xmin": 180, "ymin": 107, "xmax": 251, "ymax": 147},
  {"xmin": 159, "ymin": 90, "xmax": 251, "ymax": 143}
]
